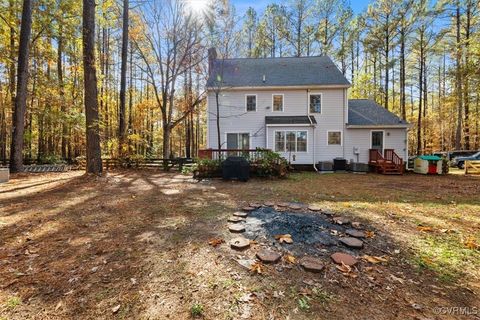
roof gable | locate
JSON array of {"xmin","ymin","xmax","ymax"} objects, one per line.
[
  {"xmin": 207, "ymin": 56, "xmax": 351, "ymax": 88},
  {"xmin": 348, "ymin": 99, "xmax": 409, "ymax": 127}
]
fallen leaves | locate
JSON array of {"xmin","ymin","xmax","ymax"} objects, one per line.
[
  {"xmin": 283, "ymin": 254, "xmax": 297, "ymax": 264},
  {"xmin": 417, "ymin": 226, "xmax": 434, "ymax": 232},
  {"xmin": 464, "ymin": 236, "xmax": 479, "ymax": 250},
  {"xmin": 365, "ymin": 231, "xmax": 375, "ymax": 238},
  {"xmin": 208, "ymin": 238, "xmax": 224, "ymax": 247},
  {"xmin": 274, "ymin": 234, "xmax": 293, "ymax": 244},
  {"xmin": 250, "ymin": 262, "xmax": 266, "ymax": 274},
  {"xmin": 362, "ymin": 255, "xmax": 389, "ymax": 264},
  {"xmin": 335, "ymin": 263, "xmax": 357, "ymax": 278}
]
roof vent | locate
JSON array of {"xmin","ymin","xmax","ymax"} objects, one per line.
[{"xmin": 262, "ymin": 75, "xmax": 266, "ymax": 83}]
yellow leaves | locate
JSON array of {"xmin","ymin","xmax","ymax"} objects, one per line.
[
  {"xmin": 365, "ymin": 231, "xmax": 375, "ymax": 238},
  {"xmin": 250, "ymin": 262, "xmax": 265, "ymax": 274},
  {"xmin": 208, "ymin": 238, "xmax": 224, "ymax": 247},
  {"xmin": 417, "ymin": 226, "xmax": 434, "ymax": 232},
  {"xmin": 464, "ymin": 236, "xmax": 479, "ymax": 250},
  {"xmin": 274, "ymin": 234, "xmax": 293, "ymax": 244},
  {"xmin": 362, "ymin": 255, "xmax": 389, "ymax": 264},
  {"xmin": 283, "ymin": 254, "xmax": 297, "ymax": 264}
]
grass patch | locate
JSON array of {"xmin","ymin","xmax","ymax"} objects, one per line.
[
  {"xmin": 412, "ymin": 233, "xmax": 480, "ymax": 282},
  {"xmin": 190, "ymin": 303, "xmax": 204, "ymax": 318},
  {"xmin": 4, "ymin": 296, "xmax": 21, "ymax": 309}
]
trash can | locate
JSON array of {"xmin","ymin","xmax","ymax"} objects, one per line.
[{"xmin": 222, "ymin": 156, "xmax": 250, "ymax": 181}]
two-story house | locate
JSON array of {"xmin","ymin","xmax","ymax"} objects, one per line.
[{"xmin": 205, "ymin": 48, "xmax": 409, "ymax": 173}]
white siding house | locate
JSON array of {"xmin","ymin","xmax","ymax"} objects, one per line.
[{"xmin": 205, "ymin": 49, "xmax": 409, "ymax": 170}]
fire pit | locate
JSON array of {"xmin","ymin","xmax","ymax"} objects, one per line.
[{"xmin": 242, "ymin": 206, "xmax": 366, "ymax": 257}]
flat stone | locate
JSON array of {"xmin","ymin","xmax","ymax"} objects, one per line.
[
  {"xmin": 277, "ymin": 202, "xmax": 290, "ymax": 207},
  {"xmin": 264, "ymin": 201, "xmax": 275, "ymax": 207},
  {"xmin": 229, "ymin": 224, "xmax": 245, "ymax": 233},
  {"xmin": 249, "ymin": 202, "xmax": 262, "ymax": 208},
  {"xmin": 242, "ymin": 206, "xmax": 255, "ymax": 212},
  {"xmin": 333, "ymin": 216, "xmax": 350, "ymax": 225},
  {"xmin": 233, "ymin": 211, "xmax": 248, "ymax": 218},
  {"xmin": 288, "ymin": 203, "xmax": 303, "ymax": 210},
  {"xmin": 351, "ymin": 222, "xmax": 362, "ymax": 229},
  {"xmin": 300, "ymin": 257, "xmax": 325, "ymax": 273},
  {"xmin": 345, "ymin": 229, "xmax": 365, "ymax": 238},
  {"xmin": 256, "ymin": 249, "xmax": 281, "ymax": 263},
  {"xmin": 339, "ymin": 237, "xmax": 364, "ymax": 249},
  {"xmin": 228, "ymin": 216, "xmax": 245, "ymax": 223},
  {"xmin": 230, "ymin": 237, "xmax": 250, "ymax": 250},
  {"xmin": 331, "ymin": 252, "xmax": 358, "ymax": 266},
  {"xmin": 308, "ymin": 205, "xmax": 322, "ymax": 211},
  {"xmin": 323, "ymin": 210, "xmax": 335, "ymax": 216}
]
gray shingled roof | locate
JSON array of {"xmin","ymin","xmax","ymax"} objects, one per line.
[
  {"xmin": 266, "ymin": 116, "xmax": 317, "ymax": 125},
  {"xmin": 207, "ymin": 56, "xmax": 350, "ymax": 88},
  {"xmin": 348, "ymin": 99, "xmax": 409, "ymax": 126}
]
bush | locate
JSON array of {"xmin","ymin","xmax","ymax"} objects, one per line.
[
  {"xmin": 252, "ymin": 149, "xmax": 289, "ymax": 178},
  {"xmin": 192, "ymin": 158, "xmax": 221, "ymax": 179},
  {"xmin": 38, "ymin": 154, "xmax": 66, "ymax": 165}
]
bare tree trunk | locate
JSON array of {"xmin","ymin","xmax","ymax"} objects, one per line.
[
  {"xmin": 58, "ymin": 28, "xmax": 68, "ymax": 160},
  {"xmin": 119, "ymin": 0, "xmax": 129, "ymax": 155},
  {"xmin": 399, "ymin": 27, "xmax": 406, "ymax": 120},
  {"xmin": 10, "ymin": 0, "xmax": 32, "ymax": 173},
  {"xmin": 454, "ymin": 3, "xmax": 463, "ymax": 150},
  {"xmin": 417, "ymin": 41, "xmax": 424, "ymax": 155},
  {"xmin": 83, "ymin": 0, "xmax": 103, "ymax": 174},
  {"xmin": 463, "ymin": 1, "xmax": 471, "ymax": 150}
]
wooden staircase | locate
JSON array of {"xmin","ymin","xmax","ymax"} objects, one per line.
[{"xmin": 369, "ymin": 149, "xmax": 404, "ymax": 175}]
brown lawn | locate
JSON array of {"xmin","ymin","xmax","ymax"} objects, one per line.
[{"xmin": 0, "ymin": 170, "xmax": 479, "ymax": 320}]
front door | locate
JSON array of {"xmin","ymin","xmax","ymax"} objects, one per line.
[{"xmin": 371, "ymin": 131, "xmax": 384, "ymax": 153}]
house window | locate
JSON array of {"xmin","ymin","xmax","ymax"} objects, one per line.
[
  {"xmin": 309, "ymin": 94, "xmax": 322, "ymax": 113},
  {"xmin": 275, "ymin": 130, "xmax": 307, "ymax": 152},
  {"xmin": 227, "ymin": 133, "xmax": 250, "ymax": 149},
  {"xmin": 246, "ymin": 95, "xmax": 256, "ymax": 112},
  {"xmin": 275, "ymin": 131, "xmax": 285, "ymax": 152},
  {"xmin": 328, "ymin": 131, "xmax": 342, "ymax": 145},
  {"xmin": 272, "ymin": 94, "xmax": 284, "ymax": 111}
]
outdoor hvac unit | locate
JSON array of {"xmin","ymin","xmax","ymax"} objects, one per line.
[
  {"xmin": 317, "ymin": 161, "xmax": 334, "ymax": 172},
  {"xmin": 222, "ymin": 156, "xmax": 250, "ymax": 181},
  {"xmin": 333, "ymin": 158, "xmax": 347, "ymax": 171},
  {"xmin": 350, "ymin": 162, "xmax": 369, "ymax": 173}
]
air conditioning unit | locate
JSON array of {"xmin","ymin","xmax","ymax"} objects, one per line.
[{"xmin": 317, "ymin": 161, "xmax": 334, "ymax": 172}]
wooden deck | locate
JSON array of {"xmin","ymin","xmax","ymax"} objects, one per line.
[{"xmin": 369, "ymin": 149, "xmax": 404, "ymax": 175}]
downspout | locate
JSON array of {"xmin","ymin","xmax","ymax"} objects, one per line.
[{"xmin": 308, "ymin": 112, "xmax": 318, "ymax": 172}]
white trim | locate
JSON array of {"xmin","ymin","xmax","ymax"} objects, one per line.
[
  {"xmin": 206, "ymin": 94, "xmax": 210, "ymax": 148},
  {"xmin": 271, "ymin": 93, "xmax": 284, "ymax": 112},
  {"xmin": 347, "ymin": 124, "xmax": 410, "ymax": 129},
  {"xmin": 207, "ymin": 84, "xmax": 351, "ymax": 91},
  {"xmin": 308, "ymin": 92, "xmax": 323, "ymax": 114},
  {"xmin": 245, "ymin": 94, "xmax": 257, "ymax": 112},
  {"xmin": 266, "ymin": 124, "xmax": 312, "ymax": 127},
  {"xmin": 273, "ymin": 130, "xmax": 308, "ymax": 153},
  {"xmin": 327, "ymin": 130, "xmax": 343, "ymax": 146},
  {"xmin": 370, "ymin": 130, "xmax": 385, "ymax": 154},
  {"xmin": 224, "ymin": 132, "xmax": 252, "ymax": 149}
]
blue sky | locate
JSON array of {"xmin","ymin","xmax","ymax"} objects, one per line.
[{"xmin": 231, "ymin": 0, "xmax": 370, "ymax": 16}]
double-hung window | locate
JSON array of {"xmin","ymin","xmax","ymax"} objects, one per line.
[
  {"xmin": 309, "ymin": 93, "xmax": 322, "ymax": 113},
  {"xmin": 327, "ymin": 131, "xmax": 342, "ymax": 145},
  {"xmin": 272, "ymin": 94, "xmax": 284, "ymax": 112},
  {"xmin": 246, "ymin": 95, "xmax": 256, "ymax": 112},
  {"xmin": 275, "ymin": 131, "xmax": 307, "ymax": 152},
  {"xmin": 227, "ymin": 133, "xmax": 250, "ymax": 149}
]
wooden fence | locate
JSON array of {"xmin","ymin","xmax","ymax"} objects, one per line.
[{"xmin": 465, "ymin": 160, "xmax": 480, "ymax": 175}]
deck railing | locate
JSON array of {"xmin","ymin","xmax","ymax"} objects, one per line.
[
  {"xmin": 198, "ymin": 149, "xmax": 271, "ymax": 162},
  {"xmin": 369, "ymin": 149, "xmax": 384, "ymax": 163}
]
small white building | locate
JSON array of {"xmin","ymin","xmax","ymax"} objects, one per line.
[{"xmin": 205, "ymin": 49, "xmax": 409, "ymax": 174}]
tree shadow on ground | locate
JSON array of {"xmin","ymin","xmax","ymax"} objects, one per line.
[{"xmin": 0, "ymin": 170, "xmax": 478, "ymax": 319}]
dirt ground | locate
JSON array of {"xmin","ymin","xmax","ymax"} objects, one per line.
[{"xmin": 1, "ymin": 170, "xmax": 479, "ymax": 320}]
